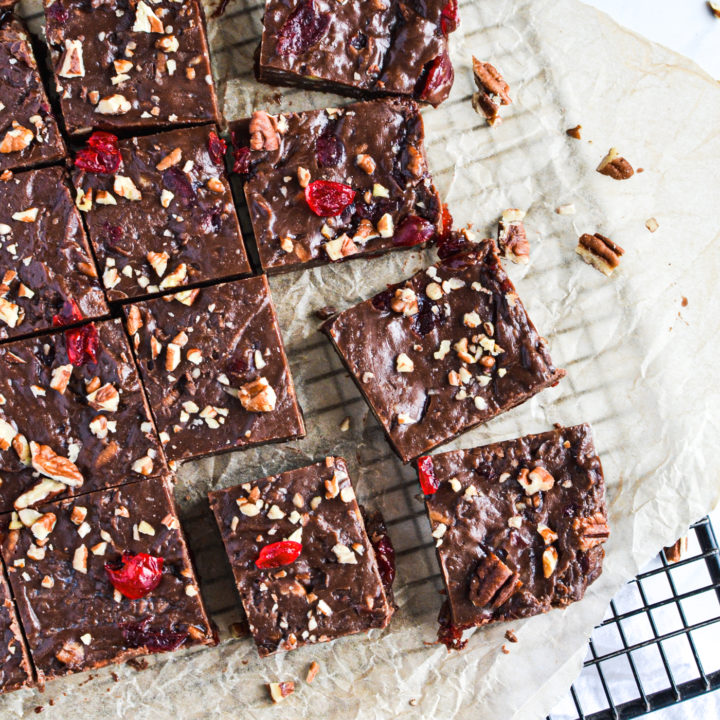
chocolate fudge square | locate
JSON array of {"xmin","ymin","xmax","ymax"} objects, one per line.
[
  {"xmin": 235, "ymin": 98, "xmax": 441, "ymax": 273},
  {"xmin": 44, "ymin": 0, "xmax": 219, "ymax": 136},
  {"xmin": 0, "ymin": 17, "xmax": 65, "ymax": 173},
  {"xmin": 0, "ymin": 166, "xmax": 108, "ymax": 343},
  {"xmin": 0, "ymin": 562, "xmax": 32, "ymax": 694},
  {"xmin": 0, "ymin": 318, "xmax": 164, "ymax": 514},
  {"xmin": 209, "ymin": 457, "xmax": 395, "ymax": 657},
  {"xmin": 322, "ymin": 240, "xmax": 565, "ymax": 463},
  {"xmin": 257, "ymin": 0, "xmax": 459, "ymax": 106},
  {"xmin": 423, "ymin": 424, "xmax": 609, "ymax": 631},
  {"xmin": 72, "ymin": 125, "xmax": 250, "ymax": 302},
  {"xmin": 125, "ymin": 276, "xmax": 305, "ymax": 463},
  {"xmin": 0, "ymin": 476, "xmax": 214, "ymax": 682}
]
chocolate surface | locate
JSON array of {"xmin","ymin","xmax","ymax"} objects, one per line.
[
  {"xmin": 236, "ymin": 98, "xmax": 441, "ymax": 273},
  {"xmin": 72, "ymin": 124, "xmax": 250, "ymax": 302},
  {"xmin": 0, "ymin": 561, "xmax": 32, "ymax": 694},
  {"xmin": 209, "ymin": 457, "xmax": 394, "ymax": 657},
  {"xmin": 257, "ymin": 0, "xmax": 457, "ymax": 106},
  {"xmin": 322, "ymin": 240, "xmax": 565, "ymax": 462},
  {"xmin": 424, "ymin": 424, "xmax": 608, "ymax": 629},
  {"xmin": 44, "ymin": 0, "xmax": 220, "ymax": 135},
  {"xmin": 0, "ymin": 166, "xmax": 108, "ymax": 342},
  {"xmin": 0, "ymin": 318, "xmax": 164, "ymax": 514},
  {"xmin": 0, "ymin": 476, "xmax": 214, "ymax": 682},
  {"xmin": 0, "ymin": 17, "xmax": 65, "ymax": 172},
  {"xmin": 125, "ymin": 276, "xmax": 305, "ymax": 463}
]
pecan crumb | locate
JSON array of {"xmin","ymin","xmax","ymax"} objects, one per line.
[
  {"xmin": 566, "ymin": 125, "xmax": 582, "ymax": 140},
  {"xmin": 709, "ymin": 1, "xmax": 720, "ymax": 18},
  {"xmin": 576, "ymin": 233, "xmax": 625, "ymax": 276},
  {"xmin": 471, "ymin": 57, "xmax": 512, "ymax": 126},
  {"xmin": 663, "ymin": 537, "xmax": 688, "ymax": 563},
  {"xmin": 306, "ymin": 661, "xmax": 320, "ymax": 683},
  {"xmin": 597, "ymin": 147, "xmax": 634, "ymax": 180},
  {"xmin": 645, "ymin": 217, "xmax": 659, "ymax": 233},
  {"xmin": 505, "ymin": 629, "xmax": 518, "ymax": 643}
]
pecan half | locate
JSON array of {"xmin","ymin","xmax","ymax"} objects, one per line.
[
  {"xmin": 497, "ymin": 208, "xmax": 529, "ymax": 264},
  {"xmin": 471, "ymin": 58, "xmax": 512, "ymax": 126},
  {"xmin": 572, "ymin": 513, "xmax": 610, "ymax": 551},
  {"xmin": 249, "ymin": 111, "xmax": 280, "ymax": 152},
  {"xmin": 468, "ymin": 552, "xmax": 522, "ymax": 608},
  {"xmin": 597, "ymin": 147, "xmax": 634, "ymax": 180},
  {"xmin": 30, "ymin": 442, "xmax": 84, "ymax": 487},
  {"xmin": 576, "ymin": 233, "xmax": 625, "ymax": 276}
]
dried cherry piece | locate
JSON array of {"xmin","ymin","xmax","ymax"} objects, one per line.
[
  {"xmin": 65, "ymin": 323, "xmax": 99, "ymax": 367},
  {"xmin": 436, "ymin": 601, "xmax": 468, "ymax": 651},
  {"xmin": 105, "ymin": 552, "xmax": 164, "ymax": 600},
  {"xmin": 417, "ymin": 51, "xmax": 454, "ymax": 106},
  {"xmin": 255, "ymin": 541, "xmax": 302, "ymax": 569},
  {"xmin": 74, "ymin": 131, "xmax": 121, "ymax": 174},
  {"xmin": 365, "ymin": 512, "xmax": 396, "ymax": 590},
  {"xmin": 232, "ymin": 145, "xmax": 251, "ymax": 176},
  {"xmin": 411, "ymin": 293, "xmax": 440, "ymax": 337},
  {"xmin": 440, "ymin": 0, "xmax": 459, "ymax": 35},
  {"xmin": 122, "ymin": 618, "xmax": 188, "ymax": 653},
  {"xmin": 304, "ymin": 180, "xmax": 355, "ymax": 217},
  {"xmin": 162, "ymin": 166, "xmax": 196, "ymax": 206},
  {"xmin": 46, "ymin": 1, "xmax": 69, "ymax": 24},
  {"xmin": 440, "ymin": 203, "xmax": 453, "ymax": 240},
  {"xmin": 52, "ymin": 298, "xmax": 83, "ymax": 327},
  {"xmin": 316, "ymin": 128, "xmax": 344, "ymax": 168},
  {"xmin": 392, "ymin": 215, "xmax": 437, "ymax": 248},
  {"xmin": 207, "ymin": 131, "xmax": 227, "ymax": 165},
  {"xmin": 276, "ymin": 0, "xmax": 330, "ymax": 56},
  {"xmin": 417, "ymin": 456, "xmax": 439, "ymax": 495}
]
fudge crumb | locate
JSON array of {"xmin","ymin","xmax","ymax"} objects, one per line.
[
  {"xmin": 501, "ymin": 644, "xmax": 510, "ymax": 654},
  {"xmin": 268, "ymin": 681, "xmax": 295, "ymax": 703},
  {"xmin": 576, "ymin": 233, "xmax": 624, "ymax": 276},
  {"xmin": 597, "ymin": 147, "xmax": 634, "ymax": 180},
  {"xmin": 566, "ymin": 125, "xmax": 582, "ymax": 140},
  {"xmin": 306, "ymin": 661, "xmax": 320, "ymax": 683},
  {"xmin": 664, "ymin": 537, "xmax": 688, "ymax": 563},
  {"xmin": 471, "ymin": 57, "xmax": 511, "ymax": 126},
  {"xmin": 315, "ymin": 305, "xmax": 338, "ymax": 320},
  {"xmin": 339, "ymin": 416, "xmax": 351, "ymax": 432},
  {"xmin": 505, "ymin": 629, "xmax": 518, "ymax": 643},
  {"xmin": 497, "ymin": 209, "xmax": 529, "ymax": 264},
  {"xmin": 711, "ymin": 1, "xmax": 720, "ymax": 18},
  {"xmin": 126, "ymin": 657, "xmax": 149, "ymax": 672},
  {"xmin": 645, "ymin": 217, "xmax": 659, "ymax": 233}
]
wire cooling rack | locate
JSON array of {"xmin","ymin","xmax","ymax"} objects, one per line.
[{"xmin": 550, "ymin": 516, "xmax": 720, "ymax": 720}]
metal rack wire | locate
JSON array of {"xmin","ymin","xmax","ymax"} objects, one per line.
[{"xmin": 550, "ymin": 517, "xmax": 720, "ymax": 720}]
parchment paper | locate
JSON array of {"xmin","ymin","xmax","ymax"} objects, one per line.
[{"xmin": 5, "ymin": 0, "xmax": 720, "ymax": 717}]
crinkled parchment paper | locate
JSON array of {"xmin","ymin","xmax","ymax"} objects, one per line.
[{"xmin": 5, "ymin": 0, "xmax": 720, "ymax": 717}]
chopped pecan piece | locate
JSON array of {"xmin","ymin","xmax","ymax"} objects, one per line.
[
  {"xmin": 468, "ymin": 552, "xmax": 521, "ymax": 608},
  {"xmin": 663, "ymin": 537, "xmax": 688, "ymax": 563},
  {"xmin": 497, "ymin": 209, "xmax": 529, "ymax": 264},
  {"xmin": 249, "ymin": 111, "xmax": 280, "ymax": 152},
  {"xmin": 267, "ymin": 681, "xmax": 294, "ymax": 703},
  {"xmin": 55, "ymin": 639, "xmax": 85, "ymax": 668},
  {"xmin": 390, "ymin": 287, "xmax": 419, "ymax": 316},
  {"xmin": 576, "ymin": 233, "xmax": 625, "ymax": 276},
  {"xmin": 597, "ymin": 147, "xmax": 634, "ymax": 180},
  {"xmin": 0, "ymin": 121, "xmax": 34, "ymax": 154},
  {"xmin": 566, "ymin": 125, "xmax": 582, "ymax": 140},
  {"xmin": 572, "ymin": 513, "xmax": 610, "ymax": 551},
  {"xmin": 471, "ymin": 58, "xmax": 512, "ymax": 126},
  {"xmin": 237, "ymin": 377, "xmax": 277, "ymax": 412}
]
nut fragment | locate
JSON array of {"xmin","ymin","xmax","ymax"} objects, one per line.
[
  {"xmin": 156, "ymin": 148, "xmax": 182, "ymax": 171},
  {"xmin": 517, "ymin": 466, "xmax": 555, "ymax": 495},
  {"xmin": 396, "ymin": 352, "xmax": 414, "ymax": 373},
  {"xmin": 113, "ymin": 175, "xmax": 142, "ymax": 201},
  {"xmin": 96, "ymin": 94, "xmax": 132, "ymax": 115},
  {"xmin": 645, "ymin": 217, "xmax": 659, "ymax": 233},
  {"xmin": 497, "ymin": 209, "xmax": 529, "ymax": 264},
  {"xmin": 390, "ymin": 287, "xmax": 418, "ymax": 316},
  {"xmin": 55, "ymin": 640, "xmax": 85, "ymax": 668},
  {"xmin": 237, "ymin": 377, "xmax": 277, "ymax": 413},
  {"xmin": 0, "ymin": 122, "xmax": 34, "ymax": 154},
  {"xmin": 663, "ymin": 536, "xmax": 688, "ymax": 563},
  {"xmin": 133, "ymin": 0, "xmax": 164, "ymax": 32},
  {"xmin": 469, "ymin": 552, "xmax": 522, "ymax": 608},
  {"xmin": 471, "ymin": 57, "xmax": 512, "ymax": 126},
  {"xmin": 87, "ymin": 383, "xmax": 120, "ymax": 412},
  {"xmin": 711, "ymin": 1, "xmax": 720, "ymax": 18},
  {"xmin": 249, "ymin": 111, "xmax": 280, "ymax": 152},
  {"xmin": 126, "ymin": 305, "xmax": 143, "ymax": 335},
  {"xmin": 30, "ymin": 442, "xmax": 84, "ymax": 487},
  {"xmin": 306, "ymin": 661, "xmax": 320, "ymax": 683},
  {"xmin": 566, "ymin": 125, "xmax": 582, "ymax": 140},
  {"xmin": 542, "ymin": 546, "xmax": 558, "ymax": 577},
  {"xmin": 50, "ymin": 364, "xmax": 73, "ymax": 394},
  {"xmin": 597, "ymin": 147, "xmax": 634, "ymax": 180},
  {"xmin": 356, "ymin": 153, "xmax": 376, "ymax": 174},
  {"xmin": 576, "ymin": 233, "xmax": 625, "ymax": 276},
  {"xmin": 267, "ymin": 681, "xmax": 294, "ymax": 703},
  {"xmin": 58, "ymin": 39, "xmax": 85, "ymax": 78},
  {"xmin": 572, "ymin": 513, "xmax": 610, "ymax": 551}
]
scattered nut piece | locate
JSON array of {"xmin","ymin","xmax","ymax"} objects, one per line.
[
  {"xmin": 249, "ymin": 111, "xmax": 280, "ymax": 152},
  {"xmin": 390, "ymin": 287, "xmax": 418, "ymax": 316},
  {"xmin": 576, "ymin": 232, "xmax": 625, "ymax": 276},
  {"xmin": 306, "ymin": 661, "xmax": 320, "ymax": 683},
  {"xmin": 645, "ymin": 217, "xmax": 659, "ymax": 233},
  {"xmin": 497, "ymin": 209, "xmax": 529, "ymax": 264},
  {"xmin": 396, "ymin": 352, "xmax": 414, "ymax": 373},
  {"xmin": 566, "ymin": 125, "xmax": 582, "ymax": 140},
  {"xmin": 0, "ymin": 122, "xmax": 34, "ymax": 154},
  {"xmin": 267, "ymin": 681, "xmax": 294, "ymax": 703},
  {"xmin": 597, "ymin": 147, "xmax": 634, "ymax": 180},
  {"xmin": 556, "ymin": 204, "xmax": 576, "ymax": 215},
  {"xmin": 471, "ymin": 57, "xmax": 512, "ymax": 126},
  {"xmin": 58, "ymin": 39, "xmax": 85, "ymax": 78},
  {"xmin": 542, "ymin": 546, "xmax": 558, "ymax": 578},
  {"xmin": 237, "ymin": 377, "xmax": 277, "ymax": 412}
]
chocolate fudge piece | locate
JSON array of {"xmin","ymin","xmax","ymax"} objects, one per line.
[
  {"xmin": 44, "ymin": 0, "xmax": 220, "ymax": 136},
  {"xmin": 209, "ymin": 457, "xmax": 395, "ymax": 657},
  {"xmin": 125, "ymin": 276, "xmax": 305, "ymax": 463},
  {"xmin": 0, "ymin": 16, "xmax": 65, "ymax": 173},
  {"xmin": 257, "ymin": 0, "xmax": 459, "ymax": 106},
  {"xmin": 423, "ymin": 424, "xmax": 609, "ymax": 632},
  {"xmin": 0, "ymin": 166, "xmax": 108, "ymax": 343},
  {"xmin": 0, "ymin": 476, "xmax": 214, "ymax": 682},
  {"xmin": 234, "ymin": 98, "xmax": 442, "ymax": 273},
  {"xmin": 72, "ymin": 125, "xmax": 250, "ymax": 302},
  {"xmin": 322, "ymin": 240, "xmax": 565, "ymax": 462},
  {"xmin": 0, "ymin": 318, "xmax": 164, "ymax": 514},
  {"xmin": 0, "ymin": 562, "xmax": 32, "ymax": 694}
]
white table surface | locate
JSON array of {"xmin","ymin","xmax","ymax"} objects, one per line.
[{"xmin": 552, "ymin": 4, "xmax": 719, "ymax": 718}]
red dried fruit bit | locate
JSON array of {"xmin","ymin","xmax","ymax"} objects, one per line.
[
  {"xmin": 46, "ymin": 1, "xmax": 69, "ymax": 24},
  {"xmin": 440, "ymin": 0, "xmax": 459, "ymax": 35},
  {"xmin": 417, "ymin": 51, "xmax": 454, "ymax": 107},
  {"xmin": 105, "ymin": 552, "xmax": 164, "ymax": 600},
  {"xmin": 440, "ymin": 203, "xmax": 453, "ymax": 240},
  {"xmin": 65, "ymin": 323, "xmax": 99, "ymax": 367},
  {"xmin": 371, "ymin": 529, "xmax": 395, "ymax": 589},
  {"xmin": 305, "ymin": 180, "xmax": 356, "ymax": 217},
  {"xmin": 255, "ymin": 541, "xmax": 302, "ymax": 569},
  {"xmin": 207, "ymin": 131, "xmax": 227, "ymax": 165},
  {"xmin": 232, "ymin": 144, "xmax": 251, "ymax": 176},
  {"xmin": 392, "ymin": 215, "xmax": 437, "ymax": 248},
  {"xmin": 74, "ymin": 131, "xmax": 121, "ymax": 174},
  {"xmin": 417, "ymin": 456, "xmax": 439, "ymax": 495},
  {"xmin": 162, "ymin": 166, "xmax": 196, "ymax": 205},
  {"xmin": 276, "ymin": 0, "xmax": 330, "ymax": 56},
  {"xmin": 122, "ymin": 618, "xmax": 188, "ymax": 652},
  {"xmin": 52, "ymin": 298, "xmax": 83, "ymax": 327}
]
